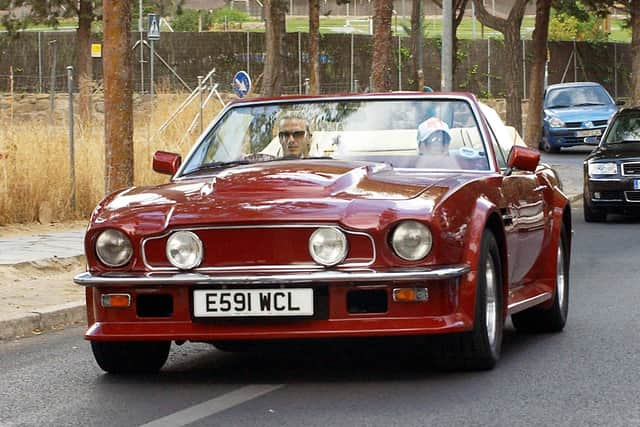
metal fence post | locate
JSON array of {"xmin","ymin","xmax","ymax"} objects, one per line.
[
  {"xmin": 298, "ymin": 32, "xmax": 302, "ymax": 94},
  {"xmin": 304, "ymin": 78, "xmax": 310, "ymax": 94},
  {"xmin": 49, "ymin": 40, "xmax": 57, "ymax": 116},
  {"xmin": 67, "ymin": 66, "xmax": 75, "ymax": 210},
  {"xmin": 198, "ymin": 75, "xmax": 204, "ymax": 134}
]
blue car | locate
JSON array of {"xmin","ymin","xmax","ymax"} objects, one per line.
[{"xmin": 541, "ymin": 82, "xmax": 623, "ymax": 153}]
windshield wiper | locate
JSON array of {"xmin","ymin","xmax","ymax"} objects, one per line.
[
  {"xmin": 183, "ymin": 160, "xmax": 252, "ymax": 174},
  {"xmin": 607, "ymin": 140, "xmax": 640, "ymax": 145},
  {"xmin": 573, "ymin": 102, "xmax": 605, "ymax": 107},
  {"xmin": 548, "ymin": 104, "xmax": 571, "ymax": 109}
]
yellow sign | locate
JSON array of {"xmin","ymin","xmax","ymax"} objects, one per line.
[{"xmin": 91, "ymin": 43, "xmax": 102, "ymax": 58}]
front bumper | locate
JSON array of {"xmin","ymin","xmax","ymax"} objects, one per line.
[
  {"xmin": 585, "ymin": 176, "xmax": 640, "ymax": 208},
  {"xmin": 546, "ymin": 127, "xmax": 605, "ymax": 147},
  {"xmin": 75, "ymin": 265, "xmax": 477, "ymax": 341}
]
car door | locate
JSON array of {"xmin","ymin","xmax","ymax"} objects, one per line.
[{"xmin": 486, "ymin": 126, "xmax": 547, "ymax": 286}]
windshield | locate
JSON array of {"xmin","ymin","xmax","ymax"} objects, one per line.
[
  {"xmin": 180, "ymin": 98, "xmax": 490, "ymax": 175},
  {"xmin": 545, "ymin": 86, "xmax": 613, "ymax": 109},
  {"xmin": 603, "ymin": 111, "xmax": 640, "ymax": 145}
]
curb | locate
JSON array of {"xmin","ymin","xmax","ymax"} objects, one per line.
[{"xmin": 0, "ymin": 301, "xmax": 86, "ymax": 342}]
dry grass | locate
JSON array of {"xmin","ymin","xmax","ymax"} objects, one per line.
[{"xmin": 0, "ymin": 92, "xmax": 227, "ymax": 224}]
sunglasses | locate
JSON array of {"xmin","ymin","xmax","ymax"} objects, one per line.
[{"xmin": 279, "ymin": 130, "xmax": 306, "ymax": 140}]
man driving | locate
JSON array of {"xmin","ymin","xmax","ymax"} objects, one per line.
[
  {"xmin": 278, "ymin": 116, "xmax": 312, "ymax": 158},
  {"xmin": 417, "ymin": 117, "xmax": 451, "ymax": 155}
]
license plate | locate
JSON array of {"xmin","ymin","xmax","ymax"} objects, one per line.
[
  {"xmin": 193, "ymin": 288, "xmax": 314, "ymax": 318},
  {"xmin": 576, "ymin": 129, "xmax": 601, "ymax": 137},
  {"xmin": 634, "ymin": 179, "xmax": 640, "ymax": 190}
]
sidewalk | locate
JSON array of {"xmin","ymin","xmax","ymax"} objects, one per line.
[{"xmin": 0, "ymin": 163, "xmax": 584, "ymax": 342}]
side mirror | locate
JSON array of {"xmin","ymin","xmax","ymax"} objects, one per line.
[
  {"xmin": 616, "ymin": 99, "xmax": 626, "ymax": 106},
  {"xmin": 153, "ymin": 151, "xmax": 182, "ymax": 176},
  {"xmin": 506, "ymin": 146, "xmax": 540, "ymax": 174}
]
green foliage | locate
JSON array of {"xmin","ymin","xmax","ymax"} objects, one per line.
[
  {"xmin": 549, "ymin": 1, "xmax": 609, "ymax": 41},
  {"xmin": 171, "ymin": 9, "xmax": 213, "ymax": 31},
  {"xmin": 212, "ymin": 7, "xmax": 250, "ymax": 24}
]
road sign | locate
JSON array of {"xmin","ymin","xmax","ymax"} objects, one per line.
[
  {"xmin": 232, "ymin": 71, "xmax": 252, "ymax": 98},
  {"xmin": 148, "ymin": 14, "xmax": 160, "ymax": 41},
  {"xmin": 91, "ymin": 43, "xmax": 102, "ymax": 58}
]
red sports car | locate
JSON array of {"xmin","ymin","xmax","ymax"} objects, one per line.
[{"xmin": 75, "ymin": 92, "xmax": 571, "ymax": 373}]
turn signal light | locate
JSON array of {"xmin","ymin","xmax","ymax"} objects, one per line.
[
  {"xmin": 393, "ymin": 287, "xmax": 428, "ymax": 303},
  {"xmin": 101, "ymin": 293, "xmax": 131, "ymax": 308}
]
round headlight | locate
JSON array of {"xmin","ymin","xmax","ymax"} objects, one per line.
[
  {"xmin": 308, "ymin": 227, "xmax": 348, "ymax": 267},
  {"xmin": 166, "ymin": 231, "xmax": 203, "ymax": 270},
  {"xmin": 391, "ymin": 221, "xmax": 432, "ymax": 261},
  {"xmin": 95, "ymin": 229, "xmax": 133, "ymax": 267}
]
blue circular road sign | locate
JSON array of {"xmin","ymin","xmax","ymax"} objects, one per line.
[{"xmin": 232, "ymin": 71, "xmax": 252, "ymax": 98}]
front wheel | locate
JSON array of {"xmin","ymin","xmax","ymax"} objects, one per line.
[
  {"xmin": 583, "ymin": 196, "xmax": 606, "ymax": 222},
  {"xmin": 91, "ymin": 341, "xmax": 171, "ymax": 374},
  {"xmin": 430, "ymin": 230, "xmax": 504, "ymax": 371},
  {"xmin": 540, "ymin": 137, "xmax": 560, "ymax": 153}
]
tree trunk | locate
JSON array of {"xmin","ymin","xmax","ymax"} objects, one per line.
[
  {"xmin": 263, "ymin": 0, "xmax": 287, "ymax": 96},
  {"xmin": 472, "ymin": 0, "xmax": 527, "ymax": 133},
  {"xmin": 371, "ymin": 0, "xmax": 393, "ymax": 91},
  {"xmin": 524, "ymin": 0, "xmax": 551, "ymax": 149},
  {"xmin": 309, "ymin": 0, "xmax": 320, "ymax": 94},
  {"xmin": 103, "ymin": 0, "xmax": 134, "ymax": 194},
  {"xmin": 77, "ymin": 0, "xmax": 93, "ymax": 125},
  {"xmin": 503, "ymin": 24, "xmax": 523, "ymax": 134},
  {"xmin": 410, "ymin": 0, "xmax": 423, "ymax": 90},
  {"xmin": 631, "ymin": 0, "xmax": 640, "ymax": 105}
]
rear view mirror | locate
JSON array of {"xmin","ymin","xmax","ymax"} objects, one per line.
[
  {"xmin": 153, "ymin": 151, "xmax": 182, "ymax": 176},
  {"xmin": 507, "ymin": 146, "xmax": 540, "ymax": 174}
]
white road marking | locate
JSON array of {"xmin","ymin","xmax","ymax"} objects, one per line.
[{"xmin": 139, "ymin": 384, "xmax": 283, "ymax": 427}]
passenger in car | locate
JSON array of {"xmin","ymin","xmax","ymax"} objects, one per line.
[{"xmin": 415, "ymin": 117, "xmax": 457, "ymax": 169}]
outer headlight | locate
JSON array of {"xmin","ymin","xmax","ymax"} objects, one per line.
[
  {"xmin": 95, "ymin": 229, "xmax": 133, "ymax": 267},
  {"xmin": 548, "ymin": 117, "xmax": 566, "ymax": 128},
  {"xmin": 308, "ymin": 227, "xmax": 348, "ymax": 267},
  {"xmin": 391, "ymin": 221, "xmax": 432, "ymax": 261},
  {"xmin": 166, "ymin": 231, "xmax": 203, "ymax": 270},
  {"xmin": 588, "ymin": 162, "xmax": 617, "ymax": 176}
]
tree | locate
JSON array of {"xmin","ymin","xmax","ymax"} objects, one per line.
[
  {"xmin": 472, "ymin": 0, "xmax": 528, "ymax": 134},
  {"xmin": 309, "ymin": 0, "xmax": 320, "ymax": 94},
  {"xmin": 103, "ymin": 0, "xmax": 134, "ymax": 193},
  {"xmin": 410, "ymin": 0, "xmax": 424, "ymax": 90},
  {"xmin": 263, "ymin": 0, "xmax": 287, "ymax": 96},
  {"xmin": 524, "ymin": 0, "xmax": 552, "ymax": 149},
  {"xmin": 370, "ymin": 0, "xmax": 393, "ymax": 91}
]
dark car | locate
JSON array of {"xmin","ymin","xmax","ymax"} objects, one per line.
[
  {"xmin": 74, "ymin": 93, "xmax": 572, "ymax": 373},
  {"xmin": 583, "ymin": 107, "xmax": 640, "ymax": 221},
  {"xmin": 541, "ymin": 82, "xmax": 623, "ymax": 153}
]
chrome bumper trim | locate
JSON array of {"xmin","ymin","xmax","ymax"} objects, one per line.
[{"xmin": 74, "ymin": 265, "xmax": 471, "ymax": 287}]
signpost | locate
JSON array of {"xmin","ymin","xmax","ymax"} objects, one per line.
[
  {"xmin": 147, "ymin": 14, "xmax": 160, "ymax": 98},
  {"xmin": 232, "ymin": 71, "xmax": 252, "ymax": 98}
]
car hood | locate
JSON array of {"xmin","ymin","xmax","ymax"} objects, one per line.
[
  {"xmin": 94, "ymin": 160, "xmax": 476, "ymax": 231},
  {"xmin": 544, "ymin": 104, "xmax": 617, "ymax": 122},
  {"xmin": 589, "ymin": 142, "xmax": 640, "ymax": 161}
]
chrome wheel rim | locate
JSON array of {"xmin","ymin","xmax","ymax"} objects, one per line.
[
  {"xmin": 556, "ymin": 244, "xmax": 566, "ymax": 314},
  {"xmin": 485, "ymin": 256, "xmax": 498, "ymax": 349}
]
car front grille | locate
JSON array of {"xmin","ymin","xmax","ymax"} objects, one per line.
[
  {"xmin": 622, "ymin": 162, "xmax": 640, "ymax": 176},
  {"xmin": 564, "ymin": 120, "xmax": 608, "ymax": 128}
]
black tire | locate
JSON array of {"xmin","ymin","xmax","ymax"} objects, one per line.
[
  {"xmin": 91, "ymin": 341, "xmax": 171, "ymax": 374},
  {"xmin": 430, "ymin": 230, "xmax": 504, "ymax": 371},
  {"xmin": 540, "ymin": 137, "xmax": 560, "ymax": 153},
  {"xmin": 512, "ymin": 226, "xmax": 570, "ymax": 333},
  {"xmin": 583, "ymin": 197, "xmax": 606, "ymax": 222}
]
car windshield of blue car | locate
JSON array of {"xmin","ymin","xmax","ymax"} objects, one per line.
[
  {"xmin": 604, "ymin": 111, "xmax": 640, "ymax": 145},
  {"xmin": 180, "ymin": 99, "xmax": 491, "ymax": 175},
  {"xmin": 546, "ymin": 86, "xmax": 612, "ymax": 109}
]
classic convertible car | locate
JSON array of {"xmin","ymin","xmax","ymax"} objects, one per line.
[{"xmin": 75, "ymin": 92, "xmax": 571, "ymax": 373}]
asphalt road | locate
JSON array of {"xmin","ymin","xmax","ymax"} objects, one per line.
[{"xmin": 2, "ymin": 202, "xmax": 640, "ymax": 427}]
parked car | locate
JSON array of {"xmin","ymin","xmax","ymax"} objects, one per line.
[
  {"xmin": 583, "ymin": 107, "xmax": 640, "ymax": 221},
  {"xmin": 75, "ymin": 92, "xmax": 572, "ymax": 373},
  {"xmin": 541, "ymin": 82, "xmax": 623, "ymax": 153}
]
